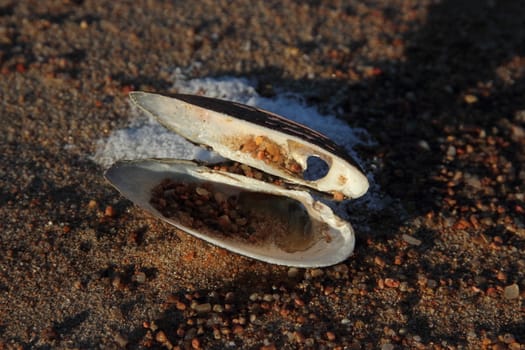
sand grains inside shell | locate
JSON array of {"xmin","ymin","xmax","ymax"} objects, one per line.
[{"xmin": 149, "ymin": 175, "xmax": 328, "ymax": 253}]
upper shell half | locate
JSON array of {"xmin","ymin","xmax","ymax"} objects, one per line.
[
  {"xmin": 105, "ymin": 92, "xmax": 369, "ymax": 267},
  {"xmin": 129, "ymin": 92, "xmax": 369, "ymax": 199}
]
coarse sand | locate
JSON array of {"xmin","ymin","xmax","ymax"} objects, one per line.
[{"xmin": 1, "ymin": 1, "xmax": 524, "ymax": 349}]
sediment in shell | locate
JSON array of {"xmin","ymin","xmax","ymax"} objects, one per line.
[{"xmin": 105, "ymin": 159, "xmax": 355, "ymax": 267}]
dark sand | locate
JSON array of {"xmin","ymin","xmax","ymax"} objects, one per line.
[{"xmin": 1, "ymin": 1, "xmax": 524, "ymax": 349}]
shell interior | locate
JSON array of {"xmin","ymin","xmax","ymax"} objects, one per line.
[{"xmin": 105, "ymin": 159, "xmax": 355, "ymax": 267}]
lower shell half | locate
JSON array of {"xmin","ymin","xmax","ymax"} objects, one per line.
[{"xmin": 105, "ymin": 159, "xmax": 355, "ymax": 267}]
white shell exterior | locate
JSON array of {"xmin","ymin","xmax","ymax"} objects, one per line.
[
  {"xmin": 130, "ymin": 92, "xmax": 369, "ymax": 199},
  {"xmin": 105, "ymin": 159, "xmax": 355, "ymax": 267}
]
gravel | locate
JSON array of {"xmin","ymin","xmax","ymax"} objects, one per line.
[{"xmin": 1, "ymin": 0, "xmax": 524, "ymax": 349}]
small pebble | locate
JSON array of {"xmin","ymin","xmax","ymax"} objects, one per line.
[
  {"xmin": 262, "ymin": 294, "xmax": 274, "ymax": 302},
  {"xmin": 305, "ymin": 338, "xmax": 315, "ymax": 347},
  {"xmin": 287, "ymin": 267, "xmax": 299, "ymax": 278},
  {"xmin": 446, "ymin": 145, "xmax": 456, "ymax": 157},
  {"xmin": 402, "ymin": 234, "xmax": 422, "ymax": 246},
  {"xmin": 417, "ymin": 140, "xmax": 431, "ymax": 151},
  {"xmin": 225, "ymin": 292, "xmax": 235, "ymax": 302},
  {"xmin": 294, "ymin": 297, "xmax": 305, "ymax": 306},
  {"xmin": 374, "ymin": 256, "xmax": 386, "ymax": 267},
  {"xmin": 381, "ymin": 344, "xmax": 394, "ymax": 350},
  {"xmin": 114, "ymin": 333, "xmax": 128, "ymax": 348},
  {"xmin": 384, "ymin": 278, "xmax": 400, "ymax": 288},
  {"xmin": 233, "ymin": 325, "xmax": 244, "ymax": 334},
  {"xmin": 175, "ymin": 300, "xmax": 186, "ymax": 310},
  {"xmin": 464, "ymin": 94, "xmax": 478, "ymax": 104},
  {"xmin": 496, "ymin": 271, "xmax": 507, "ymax": 281},
  {"xmin": 509, "ymin": 343, "xmax": 521, "ymax": 350},
  {"xmin": 333, "ymin": 191, "xmax": 344, "ymax": 201},
  {"xmin": 193, "ymin": 303, "xmax": 212, "ymax": 313},
  {"xmin": 155, "ymin": 330, "xmax": 168, "ymax": 343},
  {"xmin": 326, "ymin": 331, "xmax": 336, "ymax": 341},
  {"xmin": 294, "ymin": 331, "xmax": 305, "ymax": 343},
  {"xmin": 87, "ymin": 199, "xmax": 98, "ymax": 210},
  {"xmin": 503, "ymin": 284, "xmax": 519, "ymax": 299},
  {"xmin": 134, "ymin": 272, "xmax": 146, "ymax": 283},
  {"xmin": 195, "ymin": 187, "xmax": 210, "ymax": 197},
  {"xmin": 214, "ymin": 192, "xmax": 226, "ymax": 203},
  {"xmin": 310, "ymin": 268, "xmax": 324, "ymax": 278},
  {"xmin": 112, "ymin": 276, "xmax": 124, "ymax": 289},
  {"xmin": 73, "ymin": 280, "xmax": 82, "ymax": 290},
  {"xmin": 213, "ymin": 328, "xmax": 221, "ymax": 339},
  {"xmin": 104, "ymin": 205, "xmax": 115, "ymax": 217}
]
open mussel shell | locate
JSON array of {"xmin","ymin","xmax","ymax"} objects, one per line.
[
  {"xmin": 105, "ymin": 159, "xmax": 355, "ymax": 267},
  {"xmin": 130, "ymin": 92, "xmax": 369, "ymax": 199}
]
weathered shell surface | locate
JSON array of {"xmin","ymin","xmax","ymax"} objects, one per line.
[
  {"xmin": 129, "ymin": 92, "xmax": 369, "ymax": 199},
  {"xmin": 105, "ymin": 159, "xmax": 355, "ymax": 267}
]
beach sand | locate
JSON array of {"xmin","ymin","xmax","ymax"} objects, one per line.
[{"xmin": 1, "ymin": 1, "xmax": 524, "ymax": 348}]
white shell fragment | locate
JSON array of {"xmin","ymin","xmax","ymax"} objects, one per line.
[
  {"xmin": 130, "ymin": 92, "xmax": 369, "ymax": 199},
  {"xmin": 105, "ymin": 91, "xmax": 370, "ymax": 267},
  {"xmin": 105, "ymin": 160, "xmax": 355, "ymax": 267}
]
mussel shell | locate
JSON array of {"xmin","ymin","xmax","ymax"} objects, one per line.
[
  {"xmin": 129, "ymin": 92, "xmax": 369, "ymax": 199},
  {"xmin": 105, "ymin": 159, "xmax": 355, "ymax": 267}
]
